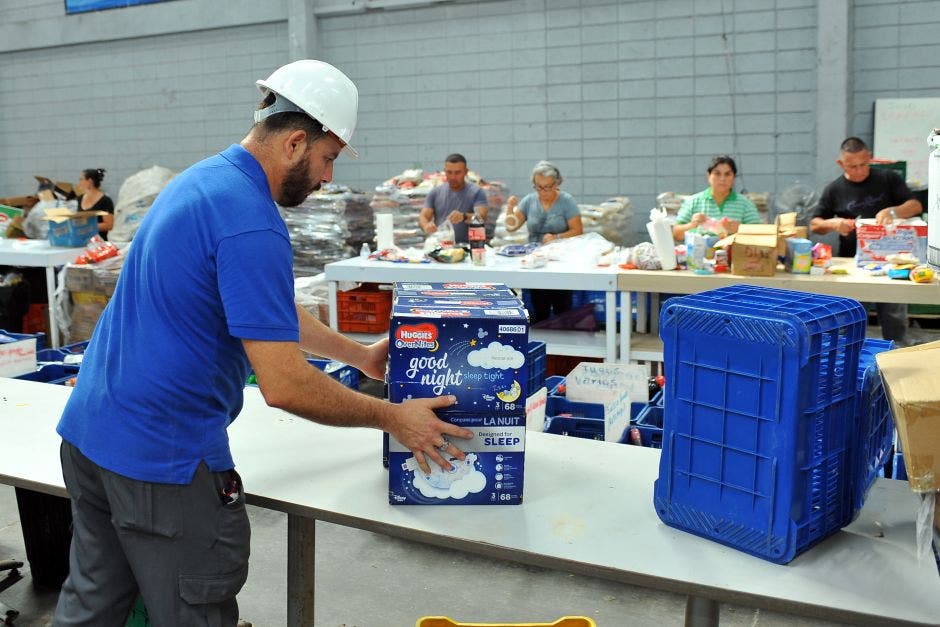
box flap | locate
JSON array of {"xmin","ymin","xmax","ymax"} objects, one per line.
[
  {"xmin": 41, "ymin": 208, "xmax": 107, "ymax": 223},
  {"xmin": 876, "ymin": 341, "xmax": 940, "ymax": 492},
  {"xmin": 734, "ymin": 224, "xmax": 777, "ymax": 246}
]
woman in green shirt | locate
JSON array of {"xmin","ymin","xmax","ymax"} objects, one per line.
[{"xmin": 672, "ymin": 155, "xmax": 760, "ymax": 241}]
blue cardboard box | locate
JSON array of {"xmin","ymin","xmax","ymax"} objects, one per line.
[
  {"xmin": 388, "ymin": 412, "xmax": 525, "ymax": 505},
  {"xmin": 395, "ymin": 282, "xmax": 517, "ymax": 296},
  {"xmin": 387, "ymin": 301, "xmax": 529, "ymax": 413}
]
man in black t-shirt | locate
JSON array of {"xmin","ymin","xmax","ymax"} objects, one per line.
[{"xmin": 810, "ymin": 137, "xmax": 924, "ymax": 343}]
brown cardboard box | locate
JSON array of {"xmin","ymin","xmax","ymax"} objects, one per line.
[
  {"xmin": 716, "ymin": 224, "xmax": 778, "ymax": 277},
  {"xmin": 774, "ymin": 212, "xmax": 807, "ymax": 256},
  {"xmin": 875, "ymin": 341, "xmax": 940, "ymax": 493},
  {"xmin": 0, "ymin": 196, "xmax": 39, "ymax": 210}
]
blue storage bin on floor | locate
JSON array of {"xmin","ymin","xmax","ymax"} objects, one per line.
[
  {"xmin": 15, "ymin": 363, "xmax": 81, "ymax": 385},
  {"xmin": 851, "ymin": 338, "xmax": 895, "ymax": 515},
  {"xmin": 247, "ymin": 358, "xmax": 359, "ymax": 390},
  {"xmin": 543, "ymin": 394, "xmax": 605, "ymax": 440},
  {"xmin": 654, "ymin": 285, "xmax": 866, "ymax": 564}
]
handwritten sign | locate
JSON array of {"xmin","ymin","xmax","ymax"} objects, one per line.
[
  {"xmin": 603, "ymin": 388, "xmax": 633, "ymax": 442},
  {"xmin": 874, "ymin": 98, "xmax": 940, "ymax": 186},
  {"xmin": 566, "ymin": 361, "xmax": 650, "ymax": 405},
  {"xmin": 525, "ymin": 386, "xmax": 548, "ymax": 432},
  {"xmin": 0, "ymin": 337, "xmax": 37, "ymax": 377}
]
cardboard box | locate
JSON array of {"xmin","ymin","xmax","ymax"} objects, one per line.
[
  {"xmin": 716, "ymin": 224, "xmax": 778, "ymax": 277},
  {"xmin": 875, "ymin": 341, "xmax": 940, "ymax": 493},
  {"xmin": 0, "ymin": 332, "xmax": 37, "ymax": 378},
  {"xmin": 387, "ymin": 282, "xmax": 528, "ymax": 505},
  {"xmin": 855, "ymin": 218, "xmax": 928, "ymax": 265},
  {"xmin": 0, "ymin": 196, "xmax": 38, "ymax": 210},
  {"xmin": 41, "ymin": 208, "xmax": 105, "ymax": 247}
]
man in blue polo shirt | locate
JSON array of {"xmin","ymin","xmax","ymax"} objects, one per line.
[{"xmin": 54, "ymin": 60, "xmax": 471, "ymax": 626}]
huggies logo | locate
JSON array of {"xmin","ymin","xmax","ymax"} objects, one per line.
[{"xmin": 395, "ymin": 323, "xmax": 439, "ymax": 350}]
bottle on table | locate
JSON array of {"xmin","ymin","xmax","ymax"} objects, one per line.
[{"xmin": 468, "ymin": 214, "xmax": 486, "ymax": 266}]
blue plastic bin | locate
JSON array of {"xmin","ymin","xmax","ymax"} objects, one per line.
[
  {"xmin": 620, "ymin": 389, "xmax": 665, "ymax": 448},
  {"xmin": 654, "ymin": 285, "xmax": 866, "ymax": 564},
  {"xmin": 543, "ymin": 394, "xmax": 605, "ymax": 439},
  {"xmin": 15, "ymin": 363, "xmax": 81, "ymax": 385},
  {"xmin": 247, "ymin": 358, "xmax": 359, "ymax": 390},
  {"xmin": 525, "ymin": 341, "xmax": 547, "ymax": 398},
  {"xmin": 0, "ymin": 329, "xmax": 46, "ymax": 351},
  {"xmin": 850, "ymin": 338, "xmax": 895, "ymax": 515}
]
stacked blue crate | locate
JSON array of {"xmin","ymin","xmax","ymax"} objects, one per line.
[
  {"xmin": 541, "ymin": 375, "xmax": 647, "ymax": 441},
  {"xmin": 15, "ymin": 363, "xmax": 80, "ymax": 385},
  {"xmin": 525, "ymin": 341, "xmax": 547, "ymax": 399},
  {"xmin": 619, "ymin": 389, "xmax": 664, "ymax": 448},
  {"xmin": 850, "ymin": 338, "xmax": 895, "ymax": 516},
  {"xmin": 654, "ymin": 285, "xmax": 866, "ymax": 564},
  {"xmin": 0, "ymin": 330, "xmax": 46, "ymax": 351}
]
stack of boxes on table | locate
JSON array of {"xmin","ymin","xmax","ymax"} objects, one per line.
[{"xmin": 386, "ymin": 282, "xmax": 529, "ymax": 505}]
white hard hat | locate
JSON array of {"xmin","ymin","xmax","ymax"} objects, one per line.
[{"xmin": 255, "ymin": 60, "xmax": 359, "ymax": 159}]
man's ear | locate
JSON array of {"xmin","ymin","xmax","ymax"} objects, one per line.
[{"xmin": 283, "ymin": 129, "xmax": 308, "ymax": 162}]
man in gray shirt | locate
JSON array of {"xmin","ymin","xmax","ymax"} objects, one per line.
[{"xmin": 419, "ymin": 153, "xmax": 488, "ymax": 244}]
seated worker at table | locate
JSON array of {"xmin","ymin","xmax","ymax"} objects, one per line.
[
  {"xmin": 810, "ymin": 136, "xmax": 923, "ymax": 344},
  {"xmin": 76, "ymin": 167, "xmax": 115, "ymax": 239},
  {"xmin": 672, "ymin": 155, "xmax": 761, "ymax": 241},
  {"xmin": 419, "ymin": 153, "xmax": 488, "ymax": 244},
  {"xmin": 52, "ymin": 60, "xmax": 471, "ymax": 627},
  {"xmin": 504, "ymin": 160, "xmax": 584, "ymax": 323}
]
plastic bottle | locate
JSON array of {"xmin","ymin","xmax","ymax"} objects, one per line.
[
  {"xmin": 468, "ymin": 214, "xmax": 486, "ymax": 266},
  {"xmin": 360, "ymin": 243, "xmax": 370, "ymax": 258}
]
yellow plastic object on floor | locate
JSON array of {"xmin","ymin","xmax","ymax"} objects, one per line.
[{"xmin": 417, "ymin": 618, "xmax": 596, "ymax": 627}]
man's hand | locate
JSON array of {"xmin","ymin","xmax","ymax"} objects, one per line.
[
  {"xmin": 447, "ymin": 209, "xmax": 464, "ymax": 224},
  {"xmin": 359, "ymin": 338, "xmax": 389, "ymax": 381},
  {"xmin": 386, "ymin": 395, "xmax": 474, "ymax": 473},
  {"xmin": 836, "ymin": 217, "xmax": 856, "ymax": 236},
  {"xmin": 875, "ymin": 207, "xmax": 898, "ymax": 226}
]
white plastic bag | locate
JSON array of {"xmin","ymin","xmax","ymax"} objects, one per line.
[{"xmin": 646, "ymin": 208, "xmax": 677, "ymax": 271}]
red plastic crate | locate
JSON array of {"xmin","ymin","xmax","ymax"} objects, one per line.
[{"xmin": 338, "ymin": 284, "xmax": 391, "ymax": 333}]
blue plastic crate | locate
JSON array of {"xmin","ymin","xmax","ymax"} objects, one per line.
[
  {"xmin": 620, "ymin": 390, "xmax": 665, "ymax": 447},
  {"xmin": 15, "ymin": 363, "xmax": 80, "ymax": 385},
  {"xmin": 654, "ymin": 285, "xmax": 866, "ymax": 564},
  {"xmin": 545, "ymin": 375, "xmax": 566, "ymax": 396},
  {"xmin": 543, "ymin": 415, "xmax": 605, "ymax": 440},
  {"xmin": 851, "ymin": 338, "xmax": 895, "ymax": 515},
  {"xmin": 0, "ymin": 329, "xmax": 46, "ymax": 351},
  {"xmin": 543, "ymin": 394, "xmax": 606, "ymax": 440},
  {"xmin": 61, "ymin": 340, "xmax": 90, "ymax": 354},
  {"xmin": 247, "ymin": 358, "xmax": 358, "ymax": 390},
  {"xmin": 309, "ymin": 358, "xmax": 359, "ymax": 390},
  {"xmin": 573, "ymin": 290, "xmax": 622, "ymax": 324},
  {"xmin": 891, "ymin": 450, "xmax": 907, "ymax": 481},
  {"xmin": 525, "ymin": 340, "xmax": 547, "ymax": 398}
]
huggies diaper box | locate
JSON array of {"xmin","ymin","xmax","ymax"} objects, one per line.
[{"xmin": 387, "ymin": 282, "xmax": 528, "ymax": 505}]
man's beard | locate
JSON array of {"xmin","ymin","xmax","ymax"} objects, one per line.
[{"xmin": 278, "ymin": 154, "xmax": 319, "ymax": 207}]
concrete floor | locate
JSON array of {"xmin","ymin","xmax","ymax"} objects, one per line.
[{"xmin": 5, "ymin": 317, "xmax": 938, "ymax": 626}]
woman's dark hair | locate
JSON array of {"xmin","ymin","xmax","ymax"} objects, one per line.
[
  {"xmin": 706, "ymin": 155, "xmax": 737, "ymax": 175},
  {"xmin": 82, "ymin": 168, "xmax": 106, "ymax": 188}
]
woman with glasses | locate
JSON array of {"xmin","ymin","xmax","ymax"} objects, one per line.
[
  {"xmin": 504, "ymin": 161, "xmax": 583, "ymax": 244},
  {"xmin": 504, "ymin": 161, "xmax": 583, "ymax": 322}
]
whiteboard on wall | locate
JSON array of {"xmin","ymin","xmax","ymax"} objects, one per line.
[{"xmin": 873, "ymin": 98, "xmax": 940, "ymax": 187}]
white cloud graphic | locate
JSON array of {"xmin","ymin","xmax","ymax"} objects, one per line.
[{"xmin": 467, "ymin": 341, "xmax": 524, "ymax": 370}]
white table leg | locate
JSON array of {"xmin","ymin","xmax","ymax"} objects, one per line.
[
  {"xmin": 287, "ymin": 513, "xmax": 315, "ymax": 627},
  {"xmin": 637, "ymin": 291, "xmax": 648, "ymax": 334},
  {"xmin": 605, "ymin": 291, "xmax": 616, "ymax": 362},
  {"xmin": 45, "ymin": 265, "xmax": 59, "ymax": 348},
  {"xmin": 620, "ymin": 291, "xmax": 632, "ymax": 363}
]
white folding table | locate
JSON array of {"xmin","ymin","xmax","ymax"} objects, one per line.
[{"xmin": 1, "ymin": 378, "xmax": 937, "ymax": 626}]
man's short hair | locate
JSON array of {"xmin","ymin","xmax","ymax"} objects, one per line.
[
  {"xmin": 840, "ymin": 137, "xmax": 869, "ymax": 154},
  {"xmin": 707, "ymin": 155, "xmax": 737, "ymax": 175},
  {"xmin": 254, "ymin": 92, "xmax": 328, "ymax": 143},
  {"xmin": 445, "ymin": 153, "xmax": 467, "ymax": 166}
]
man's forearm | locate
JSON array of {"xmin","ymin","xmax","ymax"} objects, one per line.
[{"xmin": 296, "ymin": 304, "xmax": 366, "ymax": 365}]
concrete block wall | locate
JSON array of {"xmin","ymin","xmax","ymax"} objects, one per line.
[
  {"xmin": 1, "ymin": 0, "xmax": 938, "ymax": 243},
  {"xmin": 850, "ymin": 0, "xmax": 940, "ymax": 153},
  {"xmin": 0, "ymin": 19, "xmax": 287, "ymax": 203},
  {"xmin": 322, "ymin": 0, "xmax": 818, "ymax": 224}
]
